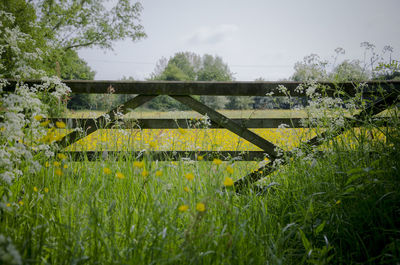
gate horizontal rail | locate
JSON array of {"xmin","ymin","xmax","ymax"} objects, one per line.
[{"xmin": 4, "ymin": 80, "xmax": 400, "ymax": 96}]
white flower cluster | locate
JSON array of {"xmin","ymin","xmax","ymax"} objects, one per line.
[
  {"xmin": 0, "ymin": 234, "xmax": 22, "ymax": 265},
  {"xmin": 0, "ymin": 12, "xmax": 70, "ymax": 185},
  {"xmin": 0, "ymin": 78, "xmax": 69, "ymax": 184},
  {"xmin": 188, "ymin": 114, "xmax": 211, "ymax": 128},
  {"xmin": 0, "ymin": 11, "xmax": 46, "ymax": 80}
]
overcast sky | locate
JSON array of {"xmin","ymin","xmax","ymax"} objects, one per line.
[{"xmin": 78, "ymin": 0, "xmax": 400, "ymax": 81}]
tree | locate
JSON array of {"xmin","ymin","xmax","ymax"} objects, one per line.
[
  {"xmin": 329, "ymin": 60, "xmax": 369, "ymax": 82},
  {"xmin": 1, "ymin": 0, "xmax": 146, "ymax": 79},
  {"xmin": 149, "ymin": 52, "xmax": 235, "ymax": 110},
  {"xmin": 0, "ymin": 0, "xmax": 47, "ymax": 78},
  {"xmin": 291, "ymin": 54, "xmax": 328, "ymax": 82},
  {"xmin": 197, "ymin": 54, "xmax": 233, "ymax": 82},
  {"xmin": 32, "ymin": 0, "xmax": 146, "ymax": 51},
  {"xmin": 375, "ymin": 60, "xmax": 400, "ymax": 80}
]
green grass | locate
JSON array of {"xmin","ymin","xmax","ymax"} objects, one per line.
[{"xmin": 1, "ymin": 108, "xmax": 400, "ymax": 264}]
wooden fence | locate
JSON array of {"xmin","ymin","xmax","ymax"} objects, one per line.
[{"xmin": 4, "ymin": 80, "xmax": 400, "ymax": 191}]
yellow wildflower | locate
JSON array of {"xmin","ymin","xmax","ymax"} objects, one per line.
[
  {"xmin": 336, "ymin": 200, "xmax": 341, "ymax": 205},
  {"xmin": 155, "ymin": 170, "xmax": 163, "ymax": 177},
  {"xmin": 63, "ymin": 164, "xmax": 68, "ymax": 169},
  {"xmin": 57, "ymin": 153, "xmax": 67, "ymax": 160},
  {"xmin": 55, "ymin": 168, "xmax": 62, "ymax": 176},
  {"xmin": 141, "ymin": 169, "xmax": 149, "ymax": 177},
  {"xmin": 184, "ymin": 173, "xmax": 195, "ymax": 181},
  {"xmin": 18, "ymin": 201, "xmax": 24, "ymax": 206},
  {"xmin": 53, "ymin": 161, "xmax": 61, "ymax": 167},
  {"xmin": 178, "ymin": 205, "xmax": 189, "ymax": 212},
  {"xmin": 213, "ymin": 158, "xmax": 222, "ymax": 165},
  {"xmin": 223, "ymin": 177, "xmax": 234, "ymax": 187},
  {"xmin": 183, "ymin": 186, "xmax": 190, "ymax": 192},
  {"xmin": 56, "ymin": 121, "xmax": 66, "ymax": 128},
  {"xmin": 45, "ymin": 162, "xmax": 50, "ymax": 168},
  {"xmin": 34, "ymin": 115, "xmax": 43, "ymax": 121},
  {"xmin": 6, "ymin": 203, "xmax": 11, "ymax": 207},
  {"xmin": 103, "ymin": 167, "xmax": 111, "ymax": 175},
  {"xmin": 178, "ymin": 128, "xmax": 186, "ymax": 135},
  {"xmin": 149, "ymin": 141, "xmax": 157, "ymax": 148},
  {"xmin": 44, "ymin": 187, "xmax": 49, "ymax": 193},
  {"xmin": 33, "ymin": 186, "xmax": 38, "ymax": 192},
  {"xmin": 40, "ymin": 120, "xmax": 50, "ymax": 127},
  {"xmin": 133, "ymin": 161, "xmax": 144, "ymax": 168},
  {"xmin": 116, "ymin": 172, "xmax": 125, "ymax": 179},
  {"xmin": 197, "ymin": 155, "xmax": 204, "ymax": 161},
  {"xmin": 196, "ymin": 202, "xmax": 206, "ymax": 212},
  {"xmin": 226, "ymin": 165, "xmax": 234, "ymax": 174}
]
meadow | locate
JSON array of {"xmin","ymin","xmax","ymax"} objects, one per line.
[{"xmin": 1, "ymin": 106, "xmax": 400, "ymax": 265}]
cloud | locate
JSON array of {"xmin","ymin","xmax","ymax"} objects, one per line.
[{"xmin": 184, "ymin": 24, "xmax": 239, "ymax": 46}]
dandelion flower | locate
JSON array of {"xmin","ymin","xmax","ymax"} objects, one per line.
[
  {"xmin": 149, "ymin": 141, "xmax": 157, "ymax": 149},
  {"xmin": 18, "ymin": 201, "xmax": 24, "ymax": 206},
  {"xmin": 40, "ymin": 120, "xmax": 50, "ymax": 127},
  {"xmin": 133, "ymin": 161, "xmax": 144, "ymax": 168},
  {"xmin": 226, "ymin": 165, "xmax": 234, "ymax": 174},
  {"xmin": 336, "ymin": 200, "xmax": 341, "ymax": 205},
  {"xmin": 223, "ymin": 177, "xmax": 234, "ymax": 187},
  {"xmin": 116, "ymin": 172, "xmax": 125, "ymax": 179},
  {"xmin": 155, "ymin": 170, "xmax": 163, "ymax": 177},
  {"xmin": 34, "ymin": 115, "xmax": 43, "ymax": 121},
  {"xmin": 53, "ymin": 161, "xmax": 61, "ymax": 167},
  {"xmin": 196, "ymin": 202, "xmax": 205, "ymax": 212},
  {"xmin": 184, "ymin": 186, "xmax": 190, "ymax": 192},
  {"xmin": 44, "ymin": 187, "xmax": 49, "ymax": 193},
  {"xmin": 103, "ymin": 167, "xmax": 111, "ymax": 175},
  {"xmin": 56, "ymin": 121, "xmax": 66, "ymax": 128},
  {"xmin": 213, "ymin": 158, "xmax": 222, "ymax": 165},
  {"xmin": 178, "ymin": 205, "xmax": 189, "ymax": 212},
  {"xmin": 197, "ymin": 155, "xmax": 203, "ymax": 161},
  {"xmin": 33, "ymin": 186, "xmax": 38, "ymax": 192},
  {"xmin": 141, "ymin": 169, "xmax": 149, "ymax": 177},
  {"xmin": 57, "ymin": 153, "xmax": 67, "ymax": 160},
  {"xmin": 178, "ymin": 128, "xmax": 186, "ymax": 135},
  {"xmin": 184, "ymin": 173, "xmax": 195, "ymax": 181},
  {"xmin": 6, "ymin": 203, "xmax": 11, "ymax": 207},
  {"xmin": 63, "ymin": 164, "xmax": 68, "ymax": 169},
  {"xmin": 55, "ymin": 168, "xmax": 63, "ymax": 176}
]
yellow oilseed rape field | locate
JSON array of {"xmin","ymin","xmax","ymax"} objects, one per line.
[{"xmin": 56, "ymin": 109, "xmax": 387, "ymax": 153}]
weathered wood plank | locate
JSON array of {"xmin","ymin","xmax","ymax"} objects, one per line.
[
  {"xmin": 57, "ymin": 95, "xmax": 157, "ymax": 148},
  {"xmin": 4, "ymin": 80, "xmax": 400, "ymax": 96},
  {"xmin": 171, "ymin": 95, "xmax": 281, "ymax": 159},
  {"xmin": 67, "ymin": 151, "xmax": 267, "ymax": 161}
]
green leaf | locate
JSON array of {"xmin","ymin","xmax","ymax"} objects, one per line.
[
  {"xmin": 315, "ymin": 221, "xmax": 326, "ymax": 235},
  {"xmin": 299, "ymin": 229, "xmax": 312, "ymax": 251}
]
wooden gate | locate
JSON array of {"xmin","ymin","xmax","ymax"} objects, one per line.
[{"xmin": 5, "ymin": 80, "xmax": 400, "ymax": 191}]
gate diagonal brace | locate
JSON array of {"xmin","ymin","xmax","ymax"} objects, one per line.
[
  {"xmin": 171, "ymin": 95, "xmax": 282, "ymax": 159},
  {"xmin": 233, "ymin": 92, "xmax": 399, "ymax": 193},
  {"xmin": 57, "ymin": 95, "xmax": 158, "ymax": 148}
]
